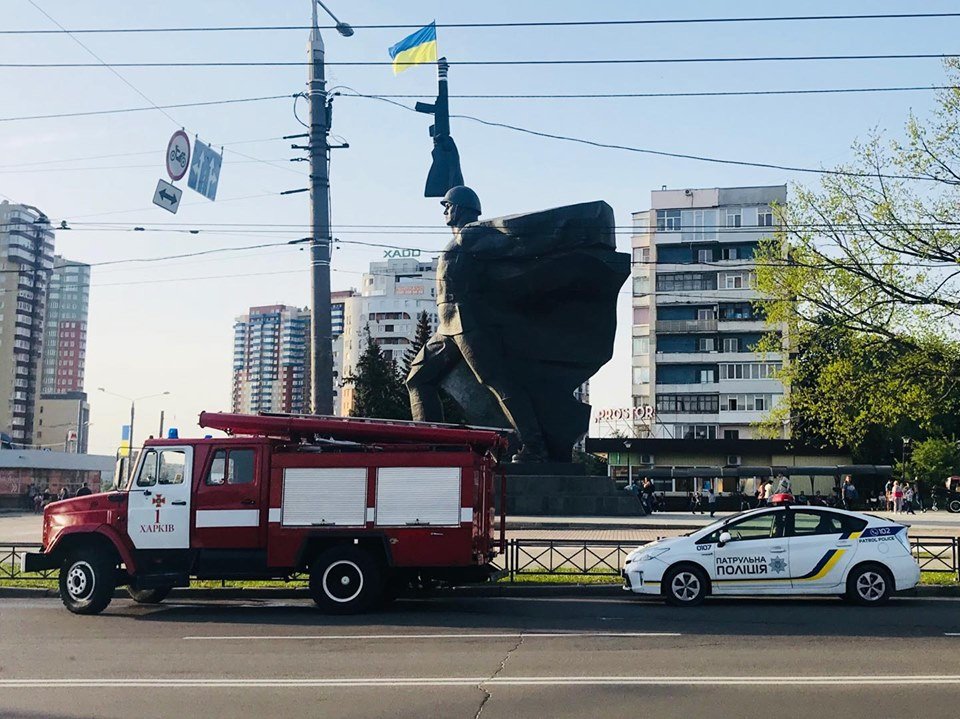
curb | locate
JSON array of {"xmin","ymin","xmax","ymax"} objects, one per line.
[
  {"xmin": 3, "ymin": 583, "xmax": 958, "ymax": 601},
  {"xmin": 507, "ymin": 521, "xmax": 705, "ymax": 532}
]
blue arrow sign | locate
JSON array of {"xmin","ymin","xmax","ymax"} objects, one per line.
[{"xmin": 187, "ymin": 140, "xmax": 222, "ymax": 201}]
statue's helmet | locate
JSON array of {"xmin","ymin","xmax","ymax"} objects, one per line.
[{"xmin": 440, "ymin": 186, "xmax": 481, "ymax": 215}]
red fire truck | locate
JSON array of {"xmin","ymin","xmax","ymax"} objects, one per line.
[{"xmin": 23, "ymin": 412, "xmax": 510, "ymax": 615}]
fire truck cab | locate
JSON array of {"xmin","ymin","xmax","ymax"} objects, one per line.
[{"xmin": 24, "ymin": 412, "xmax": 509, "ymax": 615}]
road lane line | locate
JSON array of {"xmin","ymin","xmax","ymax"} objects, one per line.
[
  {"xmin": 3, "ymin": 675, "xmax": 960, "ymax": 688},
  {"xmin": 181, "ymin": 632, "xmax": 682, "ymax": 641}
]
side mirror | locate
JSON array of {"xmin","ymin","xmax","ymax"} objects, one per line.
[{"xmin": 718, "ymin": 531, "xmax": 732, "ymax": 547}]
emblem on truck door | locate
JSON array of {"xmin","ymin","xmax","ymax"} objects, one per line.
[{"xmin": 152, "ymin": 494, "xmax": 166, "ymax": 524}]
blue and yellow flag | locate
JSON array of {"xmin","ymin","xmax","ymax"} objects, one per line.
[{"xmin": 388, "ymin": 22, "xmax": 438, "ymax": 75}]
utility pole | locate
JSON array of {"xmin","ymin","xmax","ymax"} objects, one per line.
[{"xmin": 306, "ymin": 2, "xmax": 352, "ymax": 415}]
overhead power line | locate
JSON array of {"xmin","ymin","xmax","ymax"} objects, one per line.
[
  {"xmin": 4, "ymin": 12, "xmax": 960, "ymax": 34},
  {"xmin": 0, "ymin": 94, "xmax": 292, "ymax": 123},
  {"xmin": 22, "ymin": 0, "xmax": 301, "ymax": 179},
  {"xmin": 342, "ymin": 90, "xmax": 940, "ymax": 182},
  {"xmin": 4, "ymin": 53, "xmax": 959, "ymax": 69},
  {"xmin": 4, "ymin": 86, "xmax": 951, "ymax": 124}
]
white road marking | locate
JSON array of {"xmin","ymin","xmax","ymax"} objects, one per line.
[
  {"xmin": 182, "ymin": 632, "xmax": 681, "ymax": 641},
  {"xmin": 2, "ymin": 675, "xmax": 960, "ymax": 688}
]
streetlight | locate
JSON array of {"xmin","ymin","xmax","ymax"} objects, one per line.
[
  {"xmin": 98, "ymin": 388, "xmax": 170, "ymax": 484},
  {"xmin": 901, "ymin": 436, "xmax": 911, "ymax": 483},
  {"xmin": 306, "ymin": 1, "xmax": 353, "ymax": 415}
]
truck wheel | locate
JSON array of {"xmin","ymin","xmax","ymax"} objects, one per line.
[
  {"xmin": 59, "ymin": 550, "xmax": 116, "ymax": 615},
  {"xmin": 128, "ymin": 587, "xmax": 173, "ymax": 604},
  {"xmin": 947, "ymin": 498, "xmax": 960, "ymax": 514},
  {"xmin": 663, "ymin": 564, "xmax": 708, "ymax": 606},
  {"xmin": 309, "ymin": 546, "xmax": 382, "ymax": 614},
  {"xmin": 845, "ymin": 564, "xmax": 893, "ymax": 605}
]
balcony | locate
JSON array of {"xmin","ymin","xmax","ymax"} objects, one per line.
[{"xmin": 655, "ymin": 319, "xmax": 717, "ymax": 334}]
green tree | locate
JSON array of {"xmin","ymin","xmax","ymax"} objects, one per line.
[
  {"xmin": 756, "ymin": 59, "xmax": 960, "ymax": 345},
  {"xmin": 903, "ymin": 437, "xmax": 960, "ymax": 488},
  {"xmin": 402, "ymin": 310, "xmax": 432, "ymax": 376},
  {"xmin": 753, "ymin": 60, "xmax": 960, "ymax": 454},
  {"xmin": 345, "ymin": 328, "xmax": 411, "ymax": 420},
  {"xmin": 758, "ymin": 322, "xmax": 960, "ymax": 453}
]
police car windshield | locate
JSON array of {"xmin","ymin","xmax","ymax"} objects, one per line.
[{"xmin": 695, "ymin": 509, "xmax": 757, "ymax": 536}]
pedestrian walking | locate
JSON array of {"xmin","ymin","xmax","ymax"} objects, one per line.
[
  {"xmin": 904, "ymin": 484, "xmax": 916, "ymax": 515},
  {"xmin": 641, "ymin": 478, "xmax": 656, "ymax": 514},
  {"xmin": 841, "ymin": 477, "xmax": 858, "ymax": 511},
  {"xmin": 892, "ymin": 481, "xmax": 904, "ymax": 513},
  {"xmin": 689, "ymin": 490, "xmax": 704, "ymax": 514},
  {"xmin": 705, "ymin": 481, "xmax": 718, "ymax": 518},
  {"xmin": 885, "ymin": 478, "xmax": 894, "ymax": 511},
  {"xmin": 624, "ymin": 480, "xmax": 646, "ymax": 516}
]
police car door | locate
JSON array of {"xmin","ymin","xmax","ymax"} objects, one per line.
[
  {"xmin": 127, "ymin": 446, "xmax": 192, "ymax": 550},
  {"xmin": 787, "ymin": 509, "xmax": 865, "ymax": 591},
  {"xmin": 709, "ymin": 509, "xmax": 788, "ymax": 593}
]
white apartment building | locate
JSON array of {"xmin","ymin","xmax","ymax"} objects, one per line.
[
  {"xmin": 631, "ymin": 186, "xmax": 788, "ymax": 441},
  {"xmin": 339, "ymin": 256, "xmax": 439, "ymax": 414}
]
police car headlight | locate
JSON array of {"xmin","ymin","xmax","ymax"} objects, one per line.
[{"xmin": 633, "ymin": 548, "xmax": 670, "ymax": 563}]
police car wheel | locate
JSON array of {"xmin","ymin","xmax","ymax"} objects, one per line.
[
  {"xmin": 947, "ymin": 499, "xmax": 960, "ymax": 514},
  {"xmin": 127, "ymin": 586, "xmax": 173, "ymax": 604},
  {"xmin": 846, "ymin": 564, "xmax": 893, "ymax": 605},
  {"xmin": 663, "ymin": 565, "xmax": 708, "ymax": 606},
  {"xmin": 309, "ymin": 547, "xmax": 382, "ymax": 614},
  {"xmin": 59, "ymin": 550, "xmax": 116, "ymax": 615}
]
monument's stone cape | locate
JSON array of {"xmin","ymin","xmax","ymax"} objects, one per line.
[{"xmin": 438, "ymin": 200, "xmax": 630, "ymax": 461}]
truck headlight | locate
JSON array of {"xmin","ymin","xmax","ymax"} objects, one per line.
[{"xmin": 630, "ymin": 548, "xmax": 670, "ymax": 564}]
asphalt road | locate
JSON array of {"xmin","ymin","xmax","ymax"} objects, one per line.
[{"xmin": 2, "ymin": 594, "xmax": 960, "ymax": 719}]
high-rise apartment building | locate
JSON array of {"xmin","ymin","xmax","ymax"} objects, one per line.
[
  {"xmin": 232, "ymin": 305, "xmax": 311, "ymax": 415},
  {"xmin": 631, "ymin": 186, "xmax": 787, "ymax": 441},
  {"xmin": 339, "ymin": 256, "xmax": 439, "ymax": 415},
  {"xmin": 41, "ymin": 256, "xmax": 90, "ymax": 394},
  {"xmin": 0, "ymin": 201, "xmax": 55, "ymax": 447}
]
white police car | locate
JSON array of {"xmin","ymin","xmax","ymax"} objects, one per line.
[{"xmin": 623, "ymin": 501, "xmax": 921, "ymax": 606}]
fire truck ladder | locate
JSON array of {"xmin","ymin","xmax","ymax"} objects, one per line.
[{"xmin": 198, "ymin": 411, "xmax": 512, "ymax": 451}]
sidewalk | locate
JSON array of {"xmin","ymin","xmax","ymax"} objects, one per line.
[{"xmin": 505, "ymin": 510, "xmax": 960, "ymax": 535}]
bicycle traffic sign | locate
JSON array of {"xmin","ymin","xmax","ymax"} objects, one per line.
[{"xmin": 166, "ymin": 130, "xmax": 191, "ymax": 181}]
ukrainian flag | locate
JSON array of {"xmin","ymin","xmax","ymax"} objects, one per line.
[{"xmin": 388, "ymin": 22, "xmax": 438, "ymax": 75}]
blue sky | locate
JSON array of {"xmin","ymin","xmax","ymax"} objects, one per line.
[{"xmin": 2, "ymin": 0, "xmax": 958, "ymax": 453}]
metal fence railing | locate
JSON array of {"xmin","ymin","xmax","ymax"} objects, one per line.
[{"xmin": 2, "ymin": 536, "xmax": 958, "ymax": 585}]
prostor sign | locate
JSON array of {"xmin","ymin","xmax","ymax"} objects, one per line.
[{"xmin": 594, "ymin": 406, "xmax": 655, "ymax": 423}]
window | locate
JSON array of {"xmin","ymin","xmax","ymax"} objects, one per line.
[
  {"xmin": 699, "ymin": 369, "xmax": 715, "ymax": 384},
  {"xmin": 633, "ymin": 367, "xmax": 650, "ymax": 385},
  {"xmin": 158, "ymin": 450, "xmax": 186, "ymax": 485},
  {"xmin": 633, "ymin": 307, "xmax": 650, "ymax": 325},
  {"xmin": 723, "ymin": 272, "xmax": 745, "ymax": 289},
  {"xmin": 697, "ymin": 308, "xmax": 715, "ymax": 321},
  {"xmin": 726, "ymin": 210, "xmax": 742, "ymax": 228},
  {"xmin": 754, "ymin": 396, "xmax": 766, "ymax": 411},
  {"xmin": 723, "ymin": 338, "xmax": 739, "ymax": 353},
  {"xmin": 633, "ymin": 336, "xmax": 650, "ymax": 355},
  {"xmin": 791, "ymin": 510, "xmax": 865, "ymax": 537},
  {"xmin": 633, "ymin": 275, "xmax": 649, "ymax": 296},
  {"xmin": 206, "ymin": 449, "xmax": 255, "ymax": 485},
  {"xmin": 657, "ymin": 394, "xmax": 719, "ymax": 414},
  {"xmin": 673, "ymin": 424, "xmax": 718, "ymax": 439},
  {"xmin": 656, "ymin": 209, "xmax": 681, "ymax": 231},
  {"xmin": 697, "ymin": 337, "xmax": 716, "ymax": 352},
  {"xmin": 758, "ymin": 209, "xmax": 774, "ymax": 227},
  {"xmin": 724, "ymin": 429, "xmax": 740, "ymax": 440},
  {"xmin": 137, "ymin": 449, "xmax": 159, "ymax": 487},
  {"xmin": 697, "ymin": 249, "xmax": 712, "ymax": 263},
  {"xmin": 721, "ymin": 247, "xmax": 739, "ymax": 261},
  {"xmin": 657, "ymin": 272, "xmax": 715, "ymax": 292},
  {"xmin": 633, "ymin": 247, "xmax": 651, "ymax": 264},
  {"xmin": 708, "ymin": 511, "xmax": 783, "ymax": 543}
]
